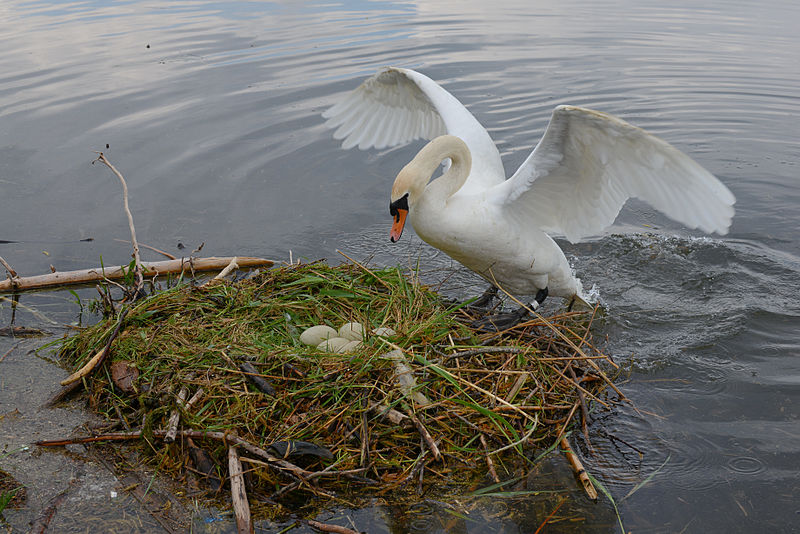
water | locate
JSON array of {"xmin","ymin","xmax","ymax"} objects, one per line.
[{"xmin": 1, "ymin": 0, "xmax": 799, "ymax": 531}]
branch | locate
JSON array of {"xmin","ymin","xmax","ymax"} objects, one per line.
[
  {"xmin": 0, "ymin": 256, "xmax": 274, "ymax": 292},
  {"xmin": 93, "ymin": 152, "xmax": 143, "ymax": 294}
]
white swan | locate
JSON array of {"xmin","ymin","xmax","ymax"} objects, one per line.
[{"xmin": 323, "ymin": 67, "xmax": 735, "ymax": 307}]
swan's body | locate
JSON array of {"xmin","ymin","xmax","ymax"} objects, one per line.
[{"xmin": 324, "ymin": 67, "xmax": 735, "ymax": 302}]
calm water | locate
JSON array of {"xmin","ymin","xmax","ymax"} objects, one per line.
[{"xmin": 1, "ymin": 0, "xmax": 799, "ymax": 532}]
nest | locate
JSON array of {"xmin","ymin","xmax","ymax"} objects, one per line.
[{"xmin": 56, "ymin": 261, "xmax": 620, "ymax": 514}]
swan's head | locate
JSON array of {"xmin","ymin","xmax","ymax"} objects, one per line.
[
  {"xmin": 388, "ymin": 135, "xmax": 470, "ymax": 243},
  {"xmin": 389, "ymin": 189, "xmax": 410, "ymax": 243}
]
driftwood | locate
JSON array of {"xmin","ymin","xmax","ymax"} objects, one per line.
[
  {"xmin": 0, "ymin": 256, "xmax": 274, "ymax": 293},
  {"xmin": 228, "ymin": 445, "xmax": 253, "ymax": 534}
]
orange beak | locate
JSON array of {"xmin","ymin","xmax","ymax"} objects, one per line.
[{"xmin": 390, "ymin": 208, "xmax": 408, "ymax": 242}]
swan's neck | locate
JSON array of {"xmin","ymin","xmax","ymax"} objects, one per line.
[{"xmin": 399, "ymin": 135, "xmax": 472, "ymax": 205}]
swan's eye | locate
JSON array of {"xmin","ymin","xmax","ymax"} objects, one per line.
[{"xmin": 389, "ymin": 193, "xmax": 409, "ymax": 221}]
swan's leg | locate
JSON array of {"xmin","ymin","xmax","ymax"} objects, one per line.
[
  {"xmin": 531, "ymin": 287, "xmax": 548, "ymax": 310},
  {"xmin": 471, "ymin": 286, "xmax": 549, "ymax": 332}
]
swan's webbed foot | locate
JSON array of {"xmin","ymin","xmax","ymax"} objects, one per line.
[
  {"xmin": 470, "ymin": 307, "xmax": 529, "ymax": 332},
  {"xmin": 469, "ymin": 286, "xmax": 498, "ymax": 309}
]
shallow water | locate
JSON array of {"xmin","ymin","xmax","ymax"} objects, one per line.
[{"xmin": 1, "ymin": 0, "xmax": 799, "ymax": 532}]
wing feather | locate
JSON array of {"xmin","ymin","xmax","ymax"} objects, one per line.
[
  {"xmin": 323, "ymin": 67, "xmax": 506, "ymax": 189},
  {"xmin": 491, "ymin": 106, "xmax": 735, "ymax": 242}
]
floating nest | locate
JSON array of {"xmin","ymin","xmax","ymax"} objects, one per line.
[{"xmin": 55, "ymin": 260, "xmax": 621, "ymax": 515}]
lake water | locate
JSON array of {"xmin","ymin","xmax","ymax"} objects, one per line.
[{"xmin": 1, "ymin": 0, "xmax": 799, "ymax": 532}]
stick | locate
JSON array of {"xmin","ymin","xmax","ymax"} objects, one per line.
[
  {"xmin": 60, "ymin": 307, "xmax": 129, "ymax": 386},
  {"xmin": 487, "ymin": 417, "xmax": 540, "ymax": 456},
  {"xmin": 94, "ymin": 152, "xmax": 144, "ymax": 294},
  {"xmin": 306, "ymin": 519, "xmax": 360, "ymax": 534},
  {"xmin": 36, "ymin": 430, "xmax": 312, "ymax": 480},
  {"xmin": 567, "ymin": 365, "xmax": 592, "ymax": 449},
  {"xmin": 0, "ymin": 256, "xmax": 274, "ymax": 292},
  {"xmin": 0, "ymin": 255, "xmax": 18, "ymax": 279},
  {"xmin": 560, "ymin": 436, "xmax": 597, "ymax": 500},
  {"xmin": 367, "ymin": 401, "xmax": 409, "ymax": 426},
  {"xmin": 407, "ymin": 412, "xmax": 441, "ymax": 461},
  {"xmin": 490, "ymin": 278, "xmax": 624, "ymax": 396},
  {"xmin": 185, "ymin": 387, "xmax": 205, "ymax": 409},
  {"xmin": 114, "ymin": 239, "xmax": 177, "ymax": 260},
  {"xmin": 203, "ymin": 256, "xmax": 240, "ymax": 286},
  {"xmin": 228, "ymin": 445, "xmax": 253, "ymax": 534},
  {"xmin": 480, "ymin": 434, "xmax": 501, "ymax": 483},
  {"xmin": 534, "ymin": 496, "xmax": 568, "ymax": 534},
  {"xmin": 164, "ymin": 387, "xmax": 188, "ymax": 442},
  {"xmin": 29, "ymin": 479, "xmax": 79, "ymax": 534}
]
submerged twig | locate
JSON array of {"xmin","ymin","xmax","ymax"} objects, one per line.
[
  {"xmin": 306, "ymin": 519, "xmax": 360, "ymax": 534},
  {"xmin": 560, "ymin": 436, "xmax": 597, "ymax": 500}
]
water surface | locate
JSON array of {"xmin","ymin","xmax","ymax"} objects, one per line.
[{"xmin": 1, "ymin": 0, "xmax": 799, "ymax": 532}]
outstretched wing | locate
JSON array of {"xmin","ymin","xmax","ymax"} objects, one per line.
[
  {"xmin": 322, "ymin": 67, "xmax": 506, "ymax": 190},
  {"xmin": 490, "ymin": 106, "xmax": 735, "ymax": 242}
]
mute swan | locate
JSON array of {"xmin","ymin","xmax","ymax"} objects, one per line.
[{"xmin": 323, "ymin": 67, "xmax": 735, "ymax": 308}]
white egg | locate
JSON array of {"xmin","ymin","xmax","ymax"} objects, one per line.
[
  {"xmin": 342, "ymin": 340, "xmax": 362, "ymax": 352},
  {"xmin": 372, "ymin": 326, "xmax": 397, "ymax": 337},
  {"xmin": 300, "ymin": 325, "xmax": 337, "ymax": 346},
  {"xmin": 316, "ymin": 337, "xmax": 351, "ymax": 353},
  {"xmin": 338, "ymin": 322, "xmax": 364, "ymax": 341}
]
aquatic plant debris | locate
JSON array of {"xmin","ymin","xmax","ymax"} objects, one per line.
[{"xmin": 52, "ymin": 260, "xmax": 620, "ymax": 513}]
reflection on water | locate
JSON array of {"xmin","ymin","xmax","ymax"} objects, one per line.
[{"xmin": 1, "ymin": 0, "xmax": 800, "ymax": 532}]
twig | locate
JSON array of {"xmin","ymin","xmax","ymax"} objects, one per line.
[
  {"xmin": 306, "ymin": 519, "xmax": 360, "ymax": 534},
  {"xmin": 29, "ymin": 478, "xmax": 79, "ymax": 534},
  {"xmin": 60, "ymin": 307, "xmax": 129, "ymax": 386},
  {"xmin": 553, "ymin": 401, "xmax": 581, "ymax": 445},
  {"xmin": 0, "ymin": 255, "xmax": 18, "ymax": 279},
  {"xmin": 0, "ymin": 341, "xmax": 22, "ymax": 364},
  {"xmin": 367, "ymin": 401, "xmax": 409, "ymax": 426},
  {"xmin": 93, "ymin": 152, "xmax": 143, "ymax": 294},
  {"xmin": 336, "ymin": 249, "xmax": 392, "ymax": 290},
  {"xmin": 114, "ymin": 238, "xmax": 177, "ymax": 260},
  {"xmin": 567, "ymin": 365, "xmax": 592, "ymax": 449},
  {"xmin": 204, "ymin": 257, "xmax": 240, "ymax": 286},
  {"xmin": 407, "ymin": 412, "xmax": 441, "ymax": 461},
  {"xmin": 360, "ymin": 394, "xmax": 370, "ymax": 468},
  {"xmin": 487, "ymin": 416, "xmax": 539, "ymax": 456},
  {"xmin": 228, "ymin": 445, "xmax": 253, "ymax": 534},
  {"xmin": 560, "ymin": 436, "xmax": 597, "ymax": 500},
  {"xmin": 185, "ymin": 387, "xmax": 205, "ymax": 409},
  {"xmin": 164, "ymin": 387, "xmax": 188, "ymax": 442},
  {"xmin": 534, "ymin": 496, "xmax": 568, "ymax": 534},
  {"xmin": 490, "ymin": 279, "xmax": 625, "ymax": 399},
  {"xmin": 480, "ymin": 434, "xmax": 500, "ymax": 483},
  {"xmin": 36, "ymin": 430, "xmax": 313, "ymax": 480}
]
